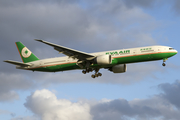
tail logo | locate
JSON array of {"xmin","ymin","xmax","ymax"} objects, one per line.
[{"xmin": 21, "ymin": 47, "xmax": 32, "ymax": 58}]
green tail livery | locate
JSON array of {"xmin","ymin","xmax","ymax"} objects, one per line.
[
  {"xmin": 15, "ymin": 42, "xmax": 39, "ymax": 63},
  {"xmin": 4, "ymin": 39, "xmax": 178, "ymax": 78}
]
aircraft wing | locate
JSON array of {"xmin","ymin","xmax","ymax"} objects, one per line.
[
  {"xmin": 4, "ymin": 60, "xmax": 31, "ymax": 67},
  {"xmin": 35, "ymin": 39, "xmax": 95, "ymax": 60}
]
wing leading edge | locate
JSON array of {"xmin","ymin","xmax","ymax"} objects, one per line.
[{"xmin": 34, "ymin": 39, "xmax": 95, "ymax": 60}]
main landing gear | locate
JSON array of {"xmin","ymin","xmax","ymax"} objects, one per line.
[
  {"xmin": 91, "ymin": 73, "xmax": 102, "ymax": 78},
  {"xmin": 162, "ymin": 58, "xmax": 168, "ymax": 67},
  {"xmin": 82, "ymin": 68, "xmax": 102, "ymax": 78},
  {"xmin": 82, "ymin": 68, "xmax": 93, "ymax": 74},
  {"xmin": 91, "ymin": 68, "xmax": 102, "ymax": 78}
]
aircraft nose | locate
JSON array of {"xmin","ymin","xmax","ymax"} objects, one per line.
[
  {"xmin": 173, "ymin": 50, "xmax": 178, "ymax": 56},
  {"xmin": 175, "ymin": 50, "xmax": 178, "ymax": 54}
]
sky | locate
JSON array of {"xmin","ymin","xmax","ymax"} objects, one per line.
[{"xmin": 0, "ymin": 0, "xmax": 180, "ymax": 120}]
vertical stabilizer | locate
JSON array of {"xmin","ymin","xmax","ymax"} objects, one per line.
[{"xmin": 15, "ymin": 42, "xmax": 39, "ymax": 63}]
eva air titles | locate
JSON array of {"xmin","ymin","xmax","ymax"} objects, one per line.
[{"xmin": 106, "ymin": 50, "xmax": 130, "ymax": 56}]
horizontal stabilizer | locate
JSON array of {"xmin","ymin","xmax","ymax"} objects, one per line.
[{"xmin": 4, "ymin": 60, "xmax": 31, "ymax": 67}]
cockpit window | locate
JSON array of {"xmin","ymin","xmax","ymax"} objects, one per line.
[{"xmin": 169, "ymin": 48, "xmax": 175, "ymax": 50}]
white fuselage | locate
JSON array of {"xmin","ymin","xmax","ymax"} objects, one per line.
[{"xmin": 23, "ymin": 45, "xmax": 177, "ymax": 70}]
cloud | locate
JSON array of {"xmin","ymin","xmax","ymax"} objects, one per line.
[
  {"xmin": 0, "ymin": 109, "xmax": 10, "ymax": 115},
  {"xmin": 0, "ymin": 109, "xmax": 16, "ymax": 119},
  {"xmin": 0, "ymin": 0, "xmax": 158, "ymax": 58},
  {"xmin": 82, "ymin": 0, "xmax": 158, "ymax": 51},
  {"xmin": 122, "ymin": 0, "xmax": 180, "ymax": 15},
  {"xmin": 24, "ymin": 89, "xmax": 92, "ymax": 120},
  {"xmin": 0, "ymin": 91, "xmax": 19, "ymax": 102},
  {"xmin": 173, "ymin": 0, "xmax": 180, "ymax": 14},
  {"xmin": 122, "ymin": 0, "xmax": 156, "ymax": 8},
  {"xmin": 0, "ymin": 73, "xmax": 34, "ymax": 102},
  {"xmin": 0, "ymin": 0, "xmax": 91, "ymax": 43},
  {"xmin": 91, "ymin": 80, "xmax": 180, "ymax": 120},
  {"xmin": 158, "ymin": 80, "xmax": 180, "ymax": 109},
  {"xmin": 91, "ymin": 98, "xmax": 160, "ymax": 120},
  {"xmin": 91, "ymin": 97, "xmax": 180, "ymax": 120},
  {"xmin": 11, "ymin": 116, "xmax": 39, "ymax": 120},
  {"xmin": 21, "ymin": 81, "xmax": 180, "ymax": 120}
]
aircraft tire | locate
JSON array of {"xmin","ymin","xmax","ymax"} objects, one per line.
[
  {"xmin": 98, "ymin": 73, "xmax": 102, "ymax": 76},
  {"xmin": 82, "ymin": 70, "xmax": 86, "ymax": 74},
  {"xmin": 91, "ymin": 74, "xmax": 95, "ymax": 78},
  {"xmin": 162, "ymin": 63, "xmax": 166, "ymax": 66}
]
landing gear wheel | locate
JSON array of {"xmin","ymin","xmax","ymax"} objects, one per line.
[
  {"xmin": 162, "ymin": 58, "xmax": 167, "ymax": 67},
  {"xmin": 95, "ymin": 73, "xmax": 98, "ymax": 77},
  {"xmin": 82, "ymin": 70, "xmax": 86, "ymax": 74},
  {"xmin": 162, "ymin": 63, "xmax": 166, "ymax": 67},
  {"xmin": 90, "ymin": 68, "xmax": 102, "ymax": 78},
  {"xmin": 98, "ymin": 73, "xmax": 102, "ymax": 76},
  {"xmin": 91, "ymin": 74, "xmax": 95, "ymax": 78}
]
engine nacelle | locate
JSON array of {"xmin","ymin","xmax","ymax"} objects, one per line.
[
  {"xmin": 94, "ymin": 55, "xmax": 111, "ymax": 65},
  {"xmin": 109, "ymin": 64, "xmax": 127, "ymax": 73}
]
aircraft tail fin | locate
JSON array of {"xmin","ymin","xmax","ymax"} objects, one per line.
[{"xmin": 15, "ymin": 42, "xmax": 39, "ymax": 63}]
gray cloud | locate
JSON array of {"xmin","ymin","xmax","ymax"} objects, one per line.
[
  {"xmin": 122, "ymin": 0, "xmax": 180, "ymax": 15},
  {"xmin": 0, "ymin": 73, "xmax": 34, "ymax": 101},
  {"xmin": 0, "ymin": 2, "xmax": 89, "ymax": 42},
  {"xmin": 0, "ymin": 91, "xmax": 19, "ymax": 102},
  {"xmin": 0, "ymin": 0, "xmax": 158, "ymax": 58},
  {"xmin": 122, "ymin": 0, "xmax": 156, "ymax": 8},
  {"xmin": 91, "ymin": 98, "xmax": 162, "ymax": 120},
  {"xmin": 91, "ymin": 80, "xmax": 180, "ymax": 120},
  {"xmin": 159, "ymin": 80, "xmax": 180, "ymax": 109},
  {"xmin": 173, "ymin": 0, "xmax": 180, "ymax": 14},
  {"xmin": 0, "ymin": 109, "xmax": 10, "ymax": 115}
]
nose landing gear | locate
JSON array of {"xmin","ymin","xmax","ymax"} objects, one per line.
[
  {"xmin": 162, "ymin": 63, "xmax": 166, "ymax": 66},
  {"xmin": 162, "ymin": 58, "xmax": 168, "ymax": 67}
]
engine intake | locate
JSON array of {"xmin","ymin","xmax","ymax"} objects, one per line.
[
  {"xmin": 94, "ymin": 55, "xmax": 111, "ymax": 65},
  {"xmin": 109, "ymin": 64, "xmax": 127, "ymax": 73}
]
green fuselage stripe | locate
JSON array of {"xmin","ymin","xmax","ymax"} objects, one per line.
[{"xmin": 28, "ymin": 52, "xmax": 176, "ymax": 72}]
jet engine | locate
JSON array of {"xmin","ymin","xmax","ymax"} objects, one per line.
[
  {"xmin": 94, "ymin": 55, "xmax": 111, "ymax": 65},
  {"xmin": 109, "ymin": 64, "xmax": 127, "ymax": 73}
]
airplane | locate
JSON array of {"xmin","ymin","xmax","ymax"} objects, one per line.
[{"xmin": 4, "ymin": 39, "xmax": 178, "ymax": 78}]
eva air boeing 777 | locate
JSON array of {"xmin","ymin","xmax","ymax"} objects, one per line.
[{"xmin": 4, "ymin": 39, "xmax": 178, "ymax": 78}]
